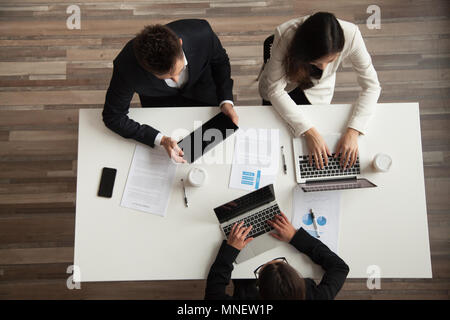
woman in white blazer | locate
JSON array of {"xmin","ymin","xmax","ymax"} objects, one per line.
[{"xmin": 259, "ymin": 12, "xmax": 381, "ymax": 170}]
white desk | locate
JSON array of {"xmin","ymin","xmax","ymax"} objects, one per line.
[{"xmin": 74, "ymin": 103, "xmax": 432, "ymax": 282}]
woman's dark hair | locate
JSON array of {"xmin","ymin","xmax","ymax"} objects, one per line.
[
  {"xmin": 258, "ymin": 262, "xmax": 306, "ymax": 300},
  {"xmin": 133, "ymin": 24, "xmax": 183, "ymax": 75},
  {"xmin": 283, "ymin": 12, "xmax": 344, "ymax": 90}
]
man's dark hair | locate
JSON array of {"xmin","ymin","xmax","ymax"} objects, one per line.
[
  {"xmin": 258, "ymin": 262, "xmax": 306, "ymax": 300},
  {"xmin": 133, "ymin": 24, "xmax": 183, "ymax": 75}
]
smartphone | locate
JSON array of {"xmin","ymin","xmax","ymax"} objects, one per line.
[{"xmin": 98, "ymin": 167, "xmax": 117, "ymax": 198}]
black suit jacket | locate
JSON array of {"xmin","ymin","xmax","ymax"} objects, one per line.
[
  {"xmin": 102, "ymin": 19, "xmax": 234, "ymax": 147},
  {"xmin": 204, "ymin": 228, "xmax": 350, "ymax": 300}
]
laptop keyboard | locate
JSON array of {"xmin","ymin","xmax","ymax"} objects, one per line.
[
  {"xmin": 299, "ymin": 153, "xmax": 360, "ymax": 179},
  {"xmin": 222, "ymin": 204, "xmax": 280, "ymax": 239}
]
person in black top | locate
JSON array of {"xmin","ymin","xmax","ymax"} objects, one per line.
[
  {"xmin": 102, "ymin": 19, "xmax": 238, "ymax": 163},
  {"xmin": 205, "ymin": 212, "xmax": 349, "ymax": 300}
]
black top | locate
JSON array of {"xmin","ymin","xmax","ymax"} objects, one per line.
[
  {"xmin": 204, "ymin": 228, "xmax": 350, "ymax": 300},
  {"xmin": 102, "ymin": 19, "xmax": 234, "ymax": 147}
]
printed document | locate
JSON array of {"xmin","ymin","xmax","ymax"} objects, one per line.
[
  {"xmin": 229, "ymin": 127, "xmax": 279, "ymax": 191},
  {"xmin": 292, "ymin": 186, "xmax": 341, "ymax": 253},
  {"xmin": 121, "ymin": 144, "xmax": 177, "ymax": 217}
]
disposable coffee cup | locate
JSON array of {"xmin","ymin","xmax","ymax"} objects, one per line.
[
  {"xmin": 373, "ymin": 153, "xmax": 392, "ymax": 172},
  {"xmin": 188, "ymin": 167, "xmax": 208, "ymax": 187}
]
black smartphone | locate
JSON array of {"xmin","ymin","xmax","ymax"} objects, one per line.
[{"xmin": 98, "ymin": 167, "xmax": 117, "ymax": 198}]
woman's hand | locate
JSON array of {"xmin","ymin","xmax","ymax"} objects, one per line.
[
  {"xmin": 268, "ymin": 212, "xmax": 296, "ymax": 243},
  {"xmin": 335, "ymin": 128, "xmax": 360, "ymax": 169},
  {"xmin": 227, "ymin": 221, "xmax": 254, "ymax": 250},
  {"xmin": 304, "ymin": 127, "xmax": 331, "ymax": 169}
]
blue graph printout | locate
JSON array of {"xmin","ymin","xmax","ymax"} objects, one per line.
[{"xmin": 240, "ymin": 170, "xmax": 261, "ymax": 189}]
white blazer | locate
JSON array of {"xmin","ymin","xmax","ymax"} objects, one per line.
[{"xmin": 258, "ymin": 16, "xmax": 381, "ymax": 136}]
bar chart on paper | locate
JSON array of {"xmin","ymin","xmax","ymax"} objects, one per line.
[
  {"xmin": 240, "ymin": 170, "xmax": 261, "ymax": 189},
  {"xmin": 229, "ymin": 128, "xmax": 279, "ymax": 191}
]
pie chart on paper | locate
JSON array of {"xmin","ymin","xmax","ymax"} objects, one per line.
[
  {"xmin": 302, "ymin": 213, "xmax": 327, "ymax": 226},
  {"xmin": 317, "ymin": 216, "xmax": 327, "ymax": 226}
]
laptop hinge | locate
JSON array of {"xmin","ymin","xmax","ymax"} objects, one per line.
[{"xmin": 305, "ymin": 176, "xmax": 357, "ymax": 184}]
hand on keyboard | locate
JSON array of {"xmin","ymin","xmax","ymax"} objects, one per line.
[
  {"xmin": 304, "ymin": 127, "xmax": 331, "ymax": 170},
  {"xmin": 335, "ymin": 128, "xmax": 360, "ymax": 169},
  {"xmin": 267, "ymin": 212, "xmax": 296, "ymax": 243},
  {"xmin": 226, "ymin": 221, "xmax": 254, "ymax": 250}
]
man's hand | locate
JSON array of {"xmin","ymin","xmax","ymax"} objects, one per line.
[
  {"xmin": 227, "ymin": 221, "xmax": 253, "ymax": 250},
  {"xmin": 304, "ymin": 127, "xmax": 331, "ymax": 169},
  {"xmin": 161, "ymin": 136, "xmax": 187, "ymax": 164},
  {"xmin": 268, "ymin": 212, "xmax": 296, "ymax": 243},
  {"xmin": 220, "ymin": 103, "xmax": 239, "ymax": 126},
  {"xmin": 335, "ymin": 127, "xmax": 360, "ymax": 169}
]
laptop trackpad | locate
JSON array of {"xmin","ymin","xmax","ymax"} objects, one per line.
[
  {"xmin": 235, "ymin": 234, "xmax": 280, "ymax": 263},
  {"xmin": 250, "ymin": 233, "xmax": 280, "ymax": 256}
]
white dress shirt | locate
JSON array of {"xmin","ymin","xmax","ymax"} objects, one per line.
[
  {"xmin": 155, "ymin": 51, "xmax": 234, "ymax": 146},
  {"xmin": 258, "ymin": 16, "xmax": 381, "ymax": 136}
]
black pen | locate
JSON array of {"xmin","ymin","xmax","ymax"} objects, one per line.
[
  {"xmin": 181, "ymin": 179, "xmax": 189, "ymax": 207},
  {"xmin": 281, "ymin": 146, "xmax": 287, "ymax": 174}
]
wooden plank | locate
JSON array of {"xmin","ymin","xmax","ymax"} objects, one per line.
[
  {"xmin": 0, "ymin": 160, "xmax": 73, "ymax": 179},
  {"xmin": 0, "ymin": 193, "xmax": 75, "ymax": 205},
  {"xmin": 0, "ymin": 141, "xmax": 77, "ymax": 157},
  {"xmin": 0, "ymin": 215, "xmax": 74, "ymax": 246},
  {"xmin": 0, "ymin": 247, "xmax": 73, "ymax": 265},
  {"xmin": 9, "ymin": 130, "xmax": 77, "ymax": 141},
  {"xmin": 0, "ymin": 62, "xmax": 66, "ymax": 76},
  {"xmin": 0, "ymin": 91, "xmax": 139, "ymax": 106},
  {"xmin": 0, "ymin": 110, "xmax": 78, "ymax": 129}
]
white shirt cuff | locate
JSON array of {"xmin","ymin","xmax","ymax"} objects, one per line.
[
  {"xmin": 154, "ymin": 133, "xmax": 164, "ymax": 146},
  {"xmin": 219, "ymin": 100, "xmax": 234, "ymax": 108}
]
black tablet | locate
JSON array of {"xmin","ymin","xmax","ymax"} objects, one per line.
[{"xmin": 178, "ymin": 112, "xmax": 239, "ymax": 163}]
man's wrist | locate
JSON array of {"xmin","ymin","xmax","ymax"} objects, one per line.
[
  {"xmin": 220, "ymin": 100, "xmax": 234, "ymax": 109},
  {"xmin": 155, "ymin": 133, "xmax": 164, "ymax": 146}
]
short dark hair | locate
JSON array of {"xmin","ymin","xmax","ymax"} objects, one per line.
[
  {"xmin": 258, "ymin": 262, "xmax": 306, "ymax": 300},
  {"xmin": 133, "ymin": 24, "xmax": 183, "ymax": 75},
  {"xmin": 283, "ymin": 12, "xmax": 345, "ymax": 90}
]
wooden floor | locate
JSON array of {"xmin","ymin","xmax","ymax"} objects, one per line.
[{"xmin": 0, "ymin": 0, "xmax": 449, "ymax": 299}]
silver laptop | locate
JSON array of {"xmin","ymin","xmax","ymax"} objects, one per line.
[
  {"xmin": 213, "ymin": 184, "xmax": 281, "ymax": 263},
  {"xmin": 292, "ymin": 133, "xmax": 377, "ymax": 192}
]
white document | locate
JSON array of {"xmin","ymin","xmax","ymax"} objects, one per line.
[
  {"xmin": 292, "ymin": 186, "xmax": 341, "ymax": 253},
  {"xmin": 121, "ymin": 144, "xmax": 177, "ymax": 217},
  {"xmin": 229, "ymin": 127, "xmax": 279, "ymax": 191}
]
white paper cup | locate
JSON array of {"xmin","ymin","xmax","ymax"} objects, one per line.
[
  {"xmin": 373, "ymin": 153, "xmax": 392, "ymax": 172},
  {"xmin": 188, "ymin": 167, "xmax": 208, "ymax": 187}
]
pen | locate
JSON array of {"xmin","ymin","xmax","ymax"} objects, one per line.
[
  {"xmin": 281, "ymin": 146, "xmax": 287, "ymax": 174},
  {"xmin": 310, "ymin": 209, "xmax": 320, "ymax": 238},
  {"xmin": 181, "ymin": 179, "xmax": 189, "ymax": 207}
]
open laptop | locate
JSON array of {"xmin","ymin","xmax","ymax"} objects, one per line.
[
  {"xmin": 292, "ymin": 133, "xmax": 377, "ymax": 192},
  {"xmin": 213, "ymin": 184, "xmax": 281, "ymax": 263}
]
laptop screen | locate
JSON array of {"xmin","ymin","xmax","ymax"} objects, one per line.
[{"xmin": 213, "ymin": 184, "xmax": 275, "ymax": 224}]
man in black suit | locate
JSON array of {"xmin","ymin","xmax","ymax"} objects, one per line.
[
  {"xmin": 103, "ymin": 19, "xmax": 238, "ymax": 163},
  {"xmin": 204, "ymin": 212, "xmax": 349, "ymax": 300}
]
